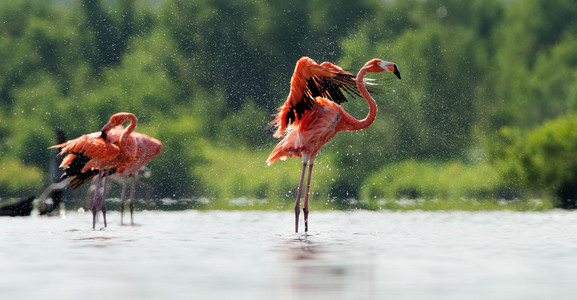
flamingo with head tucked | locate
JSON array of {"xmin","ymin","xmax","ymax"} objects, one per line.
[
  {"xmin": 267, "ymin": 57, "xmax": 401, "ymax": 232},
  {"xmin": 51, "ymin": 112, "xmax": 141, "ymax": 228}
]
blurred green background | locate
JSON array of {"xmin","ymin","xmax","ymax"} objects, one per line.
[{"xmin": 1, "ymin": 0, "xmax": 577, "ymax": 210}]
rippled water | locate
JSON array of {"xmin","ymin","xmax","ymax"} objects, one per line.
[{"xmin": 1, "ymin": 209, "xmax": 577, "ymax": 300}]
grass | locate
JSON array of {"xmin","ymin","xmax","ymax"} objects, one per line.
[
  {"xmin": 359, "ymin": 159, "xmax": 555, "ymax": 211},
  {"xmin": 0, "ymin": 158, "xmax": 45, "ymax": 196},
  {"xmin": 192, "ymin": 143, "xmax": 342, "ymax": 210},
  {"xmin": 188, "ymin": 145, "xmax": 555, "ymax": 212}
]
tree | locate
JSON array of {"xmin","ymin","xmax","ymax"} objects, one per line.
[
  {"xmin": 491, "ymin": 0, "xmax": 577, "ymax": 128},
  {"xmin": 489, "ymin": 113, "xmax": 577, "ymax": 208},
  {"xmin": 80, "ymin": 0, "xmax": 135, "ymax": 70}
]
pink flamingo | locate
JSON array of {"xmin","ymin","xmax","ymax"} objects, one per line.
[
  {"xmin": 51, "ymin": 112, "xmax": 161, "ymax": 228},
  {"xmin": 267, "ymin": 57, "xmax": 401, "ymax": 232},
  {"xmin": 107, "ymin": 126, "xmax": 162, "ymax": 224}
]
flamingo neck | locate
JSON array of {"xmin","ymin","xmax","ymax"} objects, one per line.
[
  {"xmin": 119, "ymin": 115, "xmax": 137, "ymax": 145},
  {"xmin": 342, "ymin": 68, "xmax": 377, "ymax": 131}
]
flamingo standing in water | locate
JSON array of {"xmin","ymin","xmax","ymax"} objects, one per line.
[
  {"xmin": 267, "ymin": 57, "xmax": 401, "ymax": 232},
  {"xmin": 108, "ymin": 127, "xmax": 162, "ymax": 225},
  {"xmin": 88, "ymin": 121, "xmax": 162, "ymax": 225},
  {"xmin": 51, "ymin": 112, "xmax": 144, "ymax": 228}
]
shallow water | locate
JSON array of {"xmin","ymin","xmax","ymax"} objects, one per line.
[{"xmin": 1, "ymin": 209, "xmax": 577, "ymax": 300}]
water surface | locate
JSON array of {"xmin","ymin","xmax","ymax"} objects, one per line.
[{"xmin": 1, "ymin": 210, "xmax": 577, "ymax": 299}]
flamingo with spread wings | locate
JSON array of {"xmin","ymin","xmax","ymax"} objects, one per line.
[
  {"xmin": 51, "ymin": 112, "xmax": 161, "ymax": 228},
  {"xmin": 267, "ymin": 57, "xmax": 401, "ymax": 232}
]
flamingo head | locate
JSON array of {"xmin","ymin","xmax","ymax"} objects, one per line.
[
  {"xmin": 363, "ymin": 59, "xmax": 401, "ymax": 79},
  {"xmin": 100, "ymin": 112, "xmax": 137, "ymax": 139}
]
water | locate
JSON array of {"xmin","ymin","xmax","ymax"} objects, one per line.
[{"xmin": 2, "ymin": 209, "xmax": 577, "ymax": 300}]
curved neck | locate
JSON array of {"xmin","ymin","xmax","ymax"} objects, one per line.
[
  {"xmin": 119, "ymin": 115, "xmax": 137, "ymax": 145},
  {"xmin": 342, "ymin": 68, "xmax": 378, "ymax": 131}
]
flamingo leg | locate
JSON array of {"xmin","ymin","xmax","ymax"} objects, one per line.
[
  {"xmin": 91, "ymin": 171, "xmax": 103, "ymax": 229},
  {"xmin": 303, "ymin": 163, "xmax": 314, "ymax": 232},
  {"xmin": 101, "ymin": 171, "xmax": 109, "ymax": 228},
  {"xmin": 129, "ymin": 173, "xmax": 138, "ymax": 224},
  {"xmin": 120, "ymin": 178, "xmax": 127, "ymax": 225},
  {"xmin": 295, "ymin": 163, "xmax": 307, "ymax": 233}
]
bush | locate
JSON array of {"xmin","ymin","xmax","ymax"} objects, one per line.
[
  {"xmin": 0, "ymin": 158, "xmax": 45, "ymax": 196},
  {"xmin": 489, "ymin": 113, "xmax": 577, "ymax": 208},
  {"xmin": 360, "ymin": 160, "xmax": 506, "ymax": 204}
]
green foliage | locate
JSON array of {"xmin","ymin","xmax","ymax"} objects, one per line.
[
  {"xmin": 489, "ymin": 113, "xmax": 577, "ymax": 208},
  {"xmin": 195, "ymin": 145, "xmax": 336, "ymax": 204},
  {"xmin": 0, "ymin": 158, "xmax": 45, "ymax": 196},
  {"xmin": 361, "ymin": 160, "xmax": 499, "ymax": 201},
  {"xmin": 360, "ymin": 159, "xmax": 552, "ymax": 210},
  {"xmin": 151, "ymin": 114, "xmax": 207, "ymax": 199},
  {"xmin": 341, "ymin": 0, "xmax": 492, "ymax": 161},
  {"xmin": 0, "ymin": 0, "xmax": 576, "ymax": 211},
  {"xmin": 217, "ymin": 100, "xmax": 270, "ymax": 148},
  {"xmin": 491, "ymin": 0, "xmax": 577, "ymax": 128}
]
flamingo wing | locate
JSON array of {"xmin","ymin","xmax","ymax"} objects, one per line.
[
  {"xmin": 315, "ymin": 61, "xmax": 365, "ymax": 104},
  {"xmin": 51, "ymin": 133, "xmax": 121, "ymax": 189},
  {"xmin": 272, "ymin": 57, "xmax": 374, "ymax": 137},
  {"xmin": 54, "ymin": 136, "xmax": 120, "ymax": 168},
  {"xmin": 117, "ymin": 132, "xmax": 162, "ymax": 175}
]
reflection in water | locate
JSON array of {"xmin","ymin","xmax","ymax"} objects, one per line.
[
  {"xmin": 287, "ymin": 236, "xmax": 320, "ymax": 260},
  {"xmin": 279, "ymin": 235, "xmax": 376, "ymax": 300}
]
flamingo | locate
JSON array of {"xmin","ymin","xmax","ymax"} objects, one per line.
[
  {"xmin": 109, "ymin": 128, "xmax": 162, "ymax": 225},
  {"xmin": 267, "ymin": 57, "xmax": 401, "ymax": 232},
  {"xmin": 51, "ymin": 112, "xmax": 139, "ymax": 228}
]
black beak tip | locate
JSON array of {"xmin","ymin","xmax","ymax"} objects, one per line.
[
  {"xmin": 393, "ymin": 66, "xmax": 401, "ymax": 80},
  {"xmin": 100, "ymin": 130, "xmax": 107, "ymax": 140}
]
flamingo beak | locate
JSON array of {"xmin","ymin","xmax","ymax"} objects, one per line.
[
  {"xmin": 100, "ymin": 130, "xmax": 107, "ymax": 140},
  {"xmin": 378, "ymin": 61, "xmax": 401, "ymax": 79},
  {"xmin": 100, "ymin": 122, "xmax": 114, "ymax": 140},
  {"xmin": 100, "ymin": 122, "xmax": 112, "ymax": 139},
  {"xmin": 389, "ymin": 64, "xmax": 401, "ymax": 80}
]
